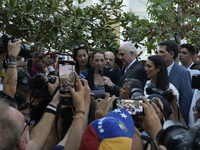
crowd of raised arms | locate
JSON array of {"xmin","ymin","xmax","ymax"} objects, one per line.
[{"xmin": 1, "ymin": 38, "xmax": 200, "ymax": 150}]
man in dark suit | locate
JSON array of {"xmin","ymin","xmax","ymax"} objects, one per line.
[
  {"xmin": 104, "ymin": 51, "xmax": 121, "ymax": 83},
  {"xmin": 158, "ymin": 40, "xmax": 193, "ymax": 124},
  {"xmin": 103, "ymin": 42, "xmax": 147, "ymax": 96}
]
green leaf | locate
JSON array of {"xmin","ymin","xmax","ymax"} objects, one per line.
[
  {"xmin": 9, "ymin": 0, "xmax": 17, "ymax": 7},
  {"xmin": 76, "ymin": 6, "xmax": 82, "ymax": 16},
  {"xmin": 47, "ymin": 0, "xmax": 53, "ymax": 6},
  {"xmin": 19, "ymin": 28, "xmax": 28, "ymax": 30},
  {"xmin": 7, "ymin": 10, "xmax": 13, "ymax": 20},
  {"xmin": 26, "ymin": 3, "xmax": 32, "ymax": 12}
]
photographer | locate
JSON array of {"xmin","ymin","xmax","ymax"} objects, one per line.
[
  {"xmin": 51, "ymin": 73, "xmax": 91, "ymax": 150},
  {"xmin": 0, "ymin": 38, "xmax": 60, "ymax": 149},
  {"xmin": 167, "ymin": 92, "xmax": 188, "ymax": 127},
  {"xmin": 25, "ymin": 76, "xmax": 60, "ymax": 150},
  {"xmin": 85, "ymin": 94, "xmax": 144, "ymax": 150},
  {"xmin": 119, "ymin": 78, "xmax": 171, "ymax": 120},
  {"xmin": 119, "ymin": 78, "xmax": 143, "ymax": 99},
  {"xmin": 2, "ymin": 39, "xmax": 22, "ymax": 99},
  {"xmin": 139, "ymin": 96, "xmax": 163, "ymax": 141}
]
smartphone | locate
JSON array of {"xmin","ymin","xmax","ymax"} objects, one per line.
[
  {"xmin": 58, "ymin": 60, "xmax": 76, "ymax": 104},
  {"xmin": 27, "ymin": 59, "xmax": 33, "ymax": 72},
  {"xmin": 113, "ymin": 98, "xmax": 144, "ymax": 130},
  {"xmin": 113, "ymin": 98, "xmax": 144, "ymax": 116},
  {"xmin": 49, "ymin": 58, "xmax": 55, "ymax": 64},
  {"xmin": 58, "ymin": 60, "xmax": 76, "ymax": 94},
  {"xmin": 34, "ymin": 52, "xmax": 39, "ymax": 59}
]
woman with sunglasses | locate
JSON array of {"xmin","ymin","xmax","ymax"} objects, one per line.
[
  {"xmin": 73, "ymin": 44, "xmax": 92, "ymax": 75},
  {"xmin": 87, "ymin": 49, "xmax": 117, "ymax": 96}
]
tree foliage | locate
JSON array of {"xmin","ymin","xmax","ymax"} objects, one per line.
[
  {"xmin": 0, "ymin": 0, "xmax": 127, "ymax": 54},
  {"xmin": 1, "ymin": 0, "xmax": 200, "ymax": 55},
  {"xmin": 123, "ymin": 0, "xmax": 200, "ymax": 53}
]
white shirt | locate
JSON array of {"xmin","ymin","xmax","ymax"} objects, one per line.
[
  {"xmin": 188, "ymin": 62, "xmax": 194, "ymax": 69},
  {"xmin": 187, "ymin": 62, "xmax": 200, "ymax": 79},
  {"xmin": 124, "ymin": 59, "xmax": 136, "ymax": 73},
  {"xmin": 188, "ymin": 89, "xmax": 200, "ymax": 128},
  {"xmin": 144, "ymin": 80, "xmax": 179, "ymax": 104},
  {"xmin": 167, "ymin": 62, "xmax": 175, "ymax": 76},
  {"xmin": 109, "ymin": 68, "xmax": 113, "ymax": 71}
]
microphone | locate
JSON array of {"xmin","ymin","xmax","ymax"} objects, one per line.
[
  {"xmin": 98, "ymin": 69, "xmax": 104, "ymax": 77},
  {"xmin": 79, "ymin": 71, "xmax": 88, "ymax": 79}
]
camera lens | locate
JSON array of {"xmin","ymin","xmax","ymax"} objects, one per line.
[{"xmin": 157, "ymin": 120, "xmax": 189, "ymax": 150}]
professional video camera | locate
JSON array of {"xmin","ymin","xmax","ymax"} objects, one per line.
[
  {"xmin": 30, "ymin": 73, "xmax": 55, "ymax": 98},
  {"xmin": 192, "ymin": 74, "xmax": 200, "ymax": 90},
  {"xmin": 157, "ymin": 120, "xmax": 200, "ymax": 150},
  {"xmin": 0, "ymin": 34, "xmax": 31, "ymax": 58},
  {"xmin": 146, "ymin": 84, "xmax": 174, "ymax": 102}
]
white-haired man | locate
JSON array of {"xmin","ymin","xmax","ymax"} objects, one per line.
[{"xmin": 103, "ymin": 42, "xmax": 147, "ymax": 96}]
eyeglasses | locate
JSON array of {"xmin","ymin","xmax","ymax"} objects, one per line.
[
  {"xmin": 193, "ymin": 106, "xmax": 197, "ymax": 112},
  {"xmin": 22, "ymin": 112, "xmax": 30, "ymax": 124},
  {"xmin": 20, "ymin": 115, "xmax": 35, "ymax": 136},
  {"xmin": 74, "ymin": 44, "xmax": 86, "ymax": 50}
]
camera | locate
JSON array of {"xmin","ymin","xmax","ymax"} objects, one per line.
[
  {"xmin": 192, "ymin": 74, "xmax": 200, "ymax": 90},
  {"xmin": 157, "ymin": 120, "xmax": 200, "ymax": 150},
  {"xmin": 146, "ymin": 84, "xmax": 174, "ymax": 102},
  {"xmin": 90, "ymin": 92, "xmax": 106, "ymax": 101},
  {"xmin": 30, "ymin": 73, "xmax": 55, "ymax": 98},
  {"xmin": 0, "ymin": 34, "xmax": 31, "ymax": 58}
]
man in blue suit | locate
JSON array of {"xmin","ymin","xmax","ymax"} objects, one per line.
[{"xmin": 158, "ymin": 40, "xmax": 193, "ymax": 124}]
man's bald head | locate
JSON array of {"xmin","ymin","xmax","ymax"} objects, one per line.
[
  {"xmin": 0, "ymin": 101, "xmax": 28, "ymax": 150},
  {"xmin": 104, "ymin": 51, "xmax": 115, "ymax": 70},
  {"xmin": 0, "ymin": 101, "xmax": 24, "ymax": 150}
]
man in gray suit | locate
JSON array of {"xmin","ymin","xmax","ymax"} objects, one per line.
[
  {"xmin": 158, "ymin": 40, "xmax": 193, "ymax": 124},
  {"xmin": 103, "ymin": 42, "xmax": 147, "ymax": 96}
]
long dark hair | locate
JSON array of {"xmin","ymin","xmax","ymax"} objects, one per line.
[
  {"xmin": 148, "ymin": 55, "xmax": 169, "ymax": 91},
  {"xmin": 73, "ymin": 46, "xmax": 90, "ymax": 74}
]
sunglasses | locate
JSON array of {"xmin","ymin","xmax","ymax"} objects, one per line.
[{"xmin": 74, "ymin": 44, "xmax": 86, "ymax": 50}]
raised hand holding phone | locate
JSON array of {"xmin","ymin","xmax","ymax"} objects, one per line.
[{"xmin": 58, "ymin": 60, "xmax": 76, "ymax": 105}]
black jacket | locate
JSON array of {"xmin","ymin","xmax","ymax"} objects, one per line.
[
  {"xmin": 111, "ymin": 59, "xmax": 148, "ymax": 96},
  {"xmin": 86, "ymin": 67, "xmax": 117, "ymax": 93}
]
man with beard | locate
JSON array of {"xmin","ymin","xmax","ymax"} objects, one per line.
[
  {"xmin": 104, "ymin": 51, "xmax": 115, "ymax": 71},
  {"xmin": 104, "ymin": 51, "xmax": 120, "ymax": 83}
]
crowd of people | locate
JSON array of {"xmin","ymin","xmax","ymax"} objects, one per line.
[{"xmin": 0, "ymin": 38, "xmax": 200, "ymax": 150}]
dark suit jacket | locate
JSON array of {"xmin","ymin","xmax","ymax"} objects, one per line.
[
  {"xmin": 86, "ymin": 68, "xmax": 117, "ymax": 93},
  {"xmin": 111, "ymin": 59, "xmax": 148, "ymax": 96},
  {"xmin": 169, "ymin": 62, "xmax": 193, "ymax": 124}
]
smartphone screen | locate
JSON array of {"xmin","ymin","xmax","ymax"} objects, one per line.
[
  {"xmin": 58, "ymin": 60, "xmax": 76, "ymax": 94},
  {"xmin": 34, "ymin": 52, "xmax": 39, "ymax": 59},
  {"xmin": 114, "ymin": 98, "xmax": 144, "ymax": 116},
  {"xmin": 27, "ymin": 59, "xmax": 33, "ymax": 72},
  {"xmin": 49, "ymin": 58, "xmax": 55, "ymax": 64}
]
